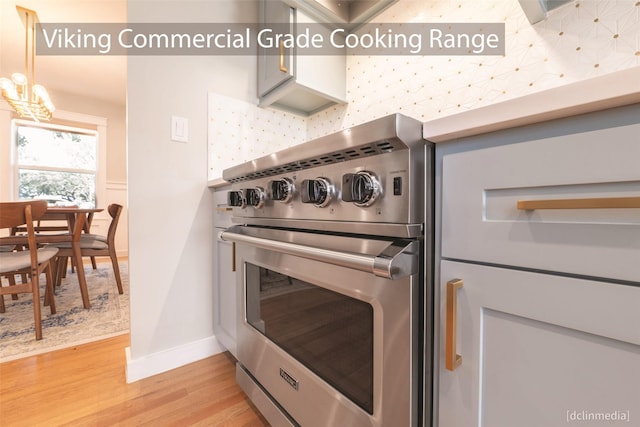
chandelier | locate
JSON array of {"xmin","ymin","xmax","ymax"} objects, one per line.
[{"xmin": 0, "ymin": 6, "xmax": 55, "ymax": 122}]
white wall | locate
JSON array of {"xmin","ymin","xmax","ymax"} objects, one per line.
[{"xmin": 126, "ymin": 0, "xmax": 257, "ymax": 381}]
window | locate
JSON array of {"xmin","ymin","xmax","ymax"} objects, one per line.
[{"xmin": 13, "ymin": 120, "xmax": 98, "ymax": 208}]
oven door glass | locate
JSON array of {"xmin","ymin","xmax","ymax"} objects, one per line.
[{"xmin": 245, "ymin": 262, "xmax": 374, "ymax": 414}]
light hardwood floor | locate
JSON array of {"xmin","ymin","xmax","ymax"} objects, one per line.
[{"xmin": 0, "ymin": 334, "xmax": 269, "ymax": 426}]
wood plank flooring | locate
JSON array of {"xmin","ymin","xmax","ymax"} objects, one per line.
[{"xmin": 0, "ymin": 334, "xmax": 269, "ymax": 426}]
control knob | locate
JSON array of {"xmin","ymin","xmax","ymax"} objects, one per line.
[
  {"xmin": 227, "ymin": 190, "xmax": 245, "ymax": 208},
  {"xmin": 342, "ymin": 171, "xmax": 382, "ymax": 207},
  {"xmin": 244, "ymin": 187, "xmax": 266, "ymax": 208},
  {"xmin": 300, "ymin": 178, "xmax": 333, "ymax": 208},
  {"xmin": 269, "ymin": 178, "xmax": 295, "ymax": 203}
]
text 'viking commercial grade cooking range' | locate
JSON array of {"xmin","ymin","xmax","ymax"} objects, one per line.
[{"xmin": 220, "ymin": 114, "xmax": 434, "ymax": 427}]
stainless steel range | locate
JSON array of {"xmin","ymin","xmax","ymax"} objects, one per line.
[{"xmin": 220, "ymin": 114, "xmax": 433, "ymax": 427}]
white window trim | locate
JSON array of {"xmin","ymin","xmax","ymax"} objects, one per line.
[{"xmin": 11, "ymin": 110, "xmax": 107, "ymax": 208}]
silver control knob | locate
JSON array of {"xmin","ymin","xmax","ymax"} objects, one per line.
[
  {"xmin": 269, "ymin": 178, "xmax": 295, "ymax": 203},
  {"xmin": 227, "ymin": 190, "xmax": 245, "ymax": 208},
  {"xmin": 300, "ymin": 178, "xmax": 333, "ymax": 208},
  {"xmin": 244, "ymin": 187, "xmax": 266, "ymax": 209},
  {"xmin": 342, "ymin": 171, "xmax": 382, "ymax": 207}
]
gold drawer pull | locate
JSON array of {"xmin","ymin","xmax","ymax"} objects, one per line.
[
  {"xmin": 279, "ymin": 41, "xmax": 288, "ymax": 73},
  {"xmin": 517, "ymin": 196, "xmax": 640, "ymax": 210},
  {"xmin": 231, "ymin": 242, "xmax": 236, "ymax": 272},
  {"xmin": 445, "ymin": 278, "xmax": 463, "ymax": 371}
]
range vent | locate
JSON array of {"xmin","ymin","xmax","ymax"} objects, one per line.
[{"xmin": 227, "ymin": 139, "xmax": 404, "ymax": 183}]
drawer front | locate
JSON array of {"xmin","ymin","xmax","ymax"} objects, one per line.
[{"xmin": 441, "ymin": 115, "xmax": 640, "ymax": 282}]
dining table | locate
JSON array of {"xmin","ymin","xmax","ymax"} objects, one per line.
[
  {"xmin": 4, "ymin": 205, "xmax": 103, "ymax": 309},
  {"xmin": 40, "ymin": 207, "xmax": 103, "ymax": 309}
]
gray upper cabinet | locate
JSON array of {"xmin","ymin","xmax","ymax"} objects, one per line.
[
  {"xmin": 258, "ymin": 1, "xmax": 294, "ymax": 97},
  {"xmin": 258, "ymin": 0, "xmax": 346, "ymax": 116}
]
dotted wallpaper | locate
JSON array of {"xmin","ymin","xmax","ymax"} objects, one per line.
[
  {"xmin": 306, "ymin": 0, "xmax": 640, "ymax": 138},
  {"xmin": 208, "ymin": 93, "xmax": 306, "ymax": 179},
  {"xmin": 209, "ymin": 0, "xmax": 639, "ymax": 178}
]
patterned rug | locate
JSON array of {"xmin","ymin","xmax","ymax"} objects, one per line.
[{"xmin": 0, "ymin": 261, "xmax": 129, "ymax": 363}]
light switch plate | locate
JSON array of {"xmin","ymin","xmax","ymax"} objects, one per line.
[{"xmin": 171, "ymin": 116, "xmax": 188, "ymax": 142}]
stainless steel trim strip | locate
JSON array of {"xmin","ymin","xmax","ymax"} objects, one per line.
[
  {"xmin": 230, "ymin": 217, "xmax": 423, "ymax": 238},
  {"xmin": 220, "ymin": 228, "xmax": 418, "ymax": 279}
]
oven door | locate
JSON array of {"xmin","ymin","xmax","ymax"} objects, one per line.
[{"xmin": 220, "ymin": 225, "xmax": 423, "ymax": 427}]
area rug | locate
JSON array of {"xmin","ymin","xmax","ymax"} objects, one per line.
[{"xmin": 0, "ymin": 262, "xmax": 129, "ymax": 363}]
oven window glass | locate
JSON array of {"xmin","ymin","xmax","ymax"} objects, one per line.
[{"xmin": 246, "ymin": 263, "xmax": 374, "ymax": 414}]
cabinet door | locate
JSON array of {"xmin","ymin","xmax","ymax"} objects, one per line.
[
  {"xmin": 258, "ymin": 0, "xmax": 294, "ymax": 97},
  {"xmin": 214, "ymin": 235, "xmax": 237, "ymax": 357},
  {"xmin": 439, "ymin": 260, "xmax": 640, "ymax": 427}
]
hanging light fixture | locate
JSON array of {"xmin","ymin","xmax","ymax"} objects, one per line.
[{"xmin": 0, "ymin": 6, "xmax": 55, "ymax": 122}]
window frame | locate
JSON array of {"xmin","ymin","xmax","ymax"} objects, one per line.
[
  {"xmin": 13, "ymin": 120, "xmax": 98, "ymax": 206},
  {"xmin": 10, "ymin": 110, "xmax": 107, "ymax": 208}
]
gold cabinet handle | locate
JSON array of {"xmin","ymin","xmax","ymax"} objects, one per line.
[
  {"xmin": 445, "ymin": 278, "xmax": 463, "ymax": 371},
  {"xmin": 279, "ymin": 41, "xmax": 288, "ymax": 73},
  {"xmin": 231, "ymin": 242, "xmax": 236, "ymax": 272},
  {"xmin": 517, "ymin": 196, "xmax": 640, "ymax": 210}
]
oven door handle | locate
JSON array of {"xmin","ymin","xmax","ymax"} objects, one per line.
[{"xmin": 219, "ymin": 229, "xmax": 419, "ymax": 280}]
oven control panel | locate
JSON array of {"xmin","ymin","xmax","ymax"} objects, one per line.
[
  {"xmin": 225, "ymin": 147, "xmax": 418, "ymax": 225},
  {"xmin": 232, "ymin": 172, "xmax": 387, "ymax": 210}
]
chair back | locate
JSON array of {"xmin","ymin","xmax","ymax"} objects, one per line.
[
  {"xmin": 0, "ymin": 200, "xmax": 48, "ymax": 271},
  {"xmin": 0, "ymin": 200, "xmax": 48, "ymax": 229},
  {"xmin": 106, "ymin": 204, "xmax": 123, "ymax": 245}
]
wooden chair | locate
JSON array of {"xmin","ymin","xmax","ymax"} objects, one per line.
[
  {"xmin": 82, "ymin": 211, "xmax": 98, "ymax": 270},
  {"xmin": 45, "ymin": 210, "xmax": 99, "ymax": 277},
  {"xmin": 11, "ymin": 207, "xmax": 76, "ymax": 276},
  {"xmin": 0, "ymin": 200, "xmax": 58, "ymax": 340},
  {"xmin": 54, "ymin": 210, "xmax": 99, "ymax": 275},
  {"xmin": 53, "ymin": 204, "xmax": 124, "ymax": 295},
  {"xmin": 47, "ymin": 209, "xmax": 99, "ymax": 272}
]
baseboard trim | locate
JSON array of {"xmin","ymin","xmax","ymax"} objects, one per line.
[{"xmin": 125, "ymin": 335, "xmax": 226, "ymax": 383}]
